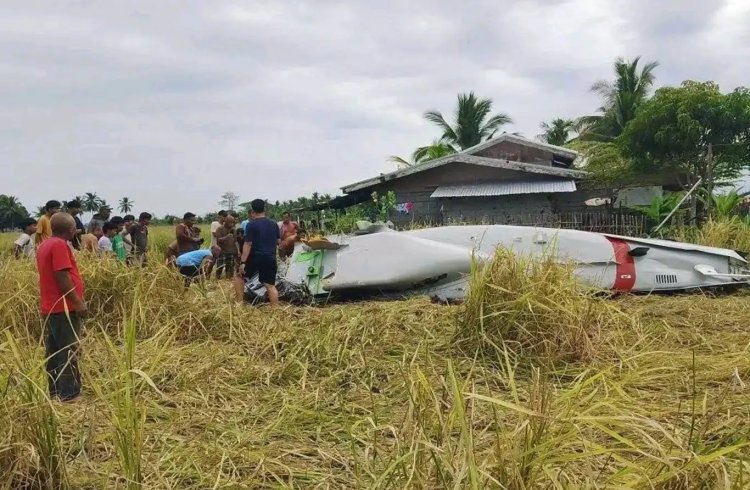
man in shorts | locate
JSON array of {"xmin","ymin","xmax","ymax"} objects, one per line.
[{"xmin": 240, "ymin": 199, "xmax": 280, "ymax": 306}]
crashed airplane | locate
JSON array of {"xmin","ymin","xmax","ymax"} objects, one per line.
[{"xmin": 243, "ymin": 224, "xmax": 750, "ymax": 303}]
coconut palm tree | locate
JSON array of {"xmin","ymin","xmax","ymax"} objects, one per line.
[
  {"xmin": 538, "ymin": 118, "xmax": 576, "ymax": 146},
  {"xmin": 0, "ymin": 195, "xmax": 29, "ymax": 229},
  {"xmin": 578, "ymin": 56, "xmax": 659, "ymax": 141},
  {"xmin": 119, "ymin": 196, "xmax": 134, "ymax": 214},
  {"xmin": 83, "ymin": 192, "xmax": 102, "ymax": 213},
  {"xmin": 389, "ymin": 140, "xmax": 457, "ymax": 168},
  {"xmin": 424, "ymin": 92, "xmax": 513, "ymax": 150}
]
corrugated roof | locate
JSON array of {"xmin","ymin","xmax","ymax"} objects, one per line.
[{"xmin": 430, "ymin": 179, "xmax": 577, "ymax": 198}]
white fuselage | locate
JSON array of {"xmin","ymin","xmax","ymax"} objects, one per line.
[{"xmin": 273, "ymin": 225, "xmax": 750, "ymax": 301}]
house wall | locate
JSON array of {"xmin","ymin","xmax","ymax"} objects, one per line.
[
  {"xmin": 440, "ymin": 194, "xmax": 555, "ymax": 223},
  {"xmin": 367, "ymin": 162, "xmax": 571, "ymax": 226}
]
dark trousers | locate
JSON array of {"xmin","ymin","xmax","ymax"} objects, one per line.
[
  {"xmin": 216, "ymin": 253, "xmax": 236, "ymax": 279},
  {"xmin": 45, "ymin": 312, "xmax": 83, "ymax": 400},
  {"xmin": 179, "ymin": 265, "xmax": 202, "ymax": 286}
]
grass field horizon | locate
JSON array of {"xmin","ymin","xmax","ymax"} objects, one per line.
[{"xmin": 2, "ymin": 223, "xmax": 750, "ymax": 488}]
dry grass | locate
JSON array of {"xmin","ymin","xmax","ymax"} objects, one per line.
[
  {"xmin": 457, "ymin": 249, "xmax": 631, "ymax": 363},
  {"xmin": 2, "ymin": 225, "xmax": 750, "ymax": 488},
  {"xmin": 671, "ymin": 217, "xmax": 750, "ymax": 253}
]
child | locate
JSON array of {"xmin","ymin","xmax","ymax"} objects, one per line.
[
  {"xmin": 109, "ymin": 217, "xmax": 127, "ymax": 262},
  {"xmin": 98, "ymin": 222, "xmax": 119, "ymax": 254},
  {"xmin": 14, "ymin": 218, "xmax": 38, "ymax": 259}
]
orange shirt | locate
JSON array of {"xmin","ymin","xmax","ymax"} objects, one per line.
[{"xmin": 34, "ymin": 214, "xmax": 52, "ymax": 246}]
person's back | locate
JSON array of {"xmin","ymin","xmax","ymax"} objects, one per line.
[
  {"xmin": 246, "ymin": 217, "xmax": 280, "ymax": 257},
  {"xmin": 175, "ymin": 248, "xmax": 212, "ymax": 268},
  {"xmin": 80, "ymin": 233, "xmax": 99, "ymax": 253},
  {"xmin": 112, "ymin": 232, "xmax": 126, "ymax": 261},
  {"xmin": 240, "ymin": 199, "xmax": 281, "ymax": 306}
]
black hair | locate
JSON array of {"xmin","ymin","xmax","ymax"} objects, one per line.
[
  {"xmin": 218, "ymin": 210, "xmax": 228, "ymax": 217},
  {"xmin": 123, "ymin": 214, "xmax": 135, "ymax": 221},
  {"xmin": 183, "ymin": 212, "xmax": 196, "ymax": 219},
  {"xmin": 20, "ymin": 217, "xmax": 37, "ymax": 229},
  {"xmin": 250, "ymin": 199, "xmax": 266, "ymax": 213},
  {"xmin": 45, "ymin": 200, "xmax": 61, "ymax": 211},
  {"xmin": 138, "ymin": 212, "xmax": 152, "ymax": 221},
  {"xmin": 103, "ymin": 222, "xmax": 118, "ymax": 233},
  {"xmin": 67, "ymin": 200, "xmax": 82, "ymax": 209},
  {"xmin": 110, "ymin": 216, "xmax": 124, "ymax": 225}
]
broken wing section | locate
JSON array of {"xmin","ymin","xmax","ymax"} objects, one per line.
[{"xmin": 318, "ymin": 232, "xmax": 475, "ymax": 292}]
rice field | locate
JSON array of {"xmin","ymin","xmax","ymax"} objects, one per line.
[{"xmin": 2, "ymin": 224, "xmax": 750, "ymax": 488}]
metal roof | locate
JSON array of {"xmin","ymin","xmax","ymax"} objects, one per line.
[
  {"xmin": 341, "ymin": 134, "xmax": 582, "ymax": 193},
  {"xmin": 342, "ymin": 154, "xmax": 586, "ymax": 193},
  {"xmin": 430, "ymin": 179, "xmax": 577, "ymax": 198}
]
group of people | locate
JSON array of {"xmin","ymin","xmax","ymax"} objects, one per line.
[
  {"xmin": 14, "ymin": 198, "xmax": 299, "ymax": 403},
  {"xmin": 166, "ymin": 202, "xmax": 300, "ymax": 302},
  {"xmin": 14, "ymin": 199, "xmax": 151, "ymax": 265}
]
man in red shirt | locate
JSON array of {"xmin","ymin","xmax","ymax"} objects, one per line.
[{"xmin": 36, "ymin": 212, "xmax": 86, "ymax": 402}]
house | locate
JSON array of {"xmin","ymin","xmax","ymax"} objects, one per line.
[{"xmin": 340, "ymin": 134, "xmax": 597, "ymax": 225}]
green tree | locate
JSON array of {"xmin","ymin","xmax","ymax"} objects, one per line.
[
  {"xmin": 621, "ymin": 81, "xmax": 750, "ymax": 190},
  {"xmin": 538, "ymin": 118, "xmax": 576, "ymax": 146},
  {"xmin": 0, "ymin": 195, "xmax": 30, "ymax": 229},
  {"xmin": 118, "ymin": 196, "xmax": 134, "ymax": 214},
  {"xmin": 578, "ymin": 56, "xmax": 659, "ymax": 141},
  {"xmin": 389, "ymin": 140, "xmax": 456, "ymax": 168},
  {"xmin": 424, "ymin": 92, "xmax": 513, "ymax": 150},
  {"xmin": 83, "ymin": 192, "xmax": 102, "ymax": 213}
]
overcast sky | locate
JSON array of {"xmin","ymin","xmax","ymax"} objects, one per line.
[{"xmin": 1, "ymin": 0, "xmax": 748, "ymax": 216}]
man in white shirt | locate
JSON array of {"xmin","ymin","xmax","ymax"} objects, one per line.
[
  {"xmin": 98, "ymin": 222, "xmax": 118, "ymax": 254},
  {"xmin": 210, "ymin": 210, "xmax": 227, "ymax": 247},
  {"xmin": 14, "ymin": 218, "xmax": 38, "ymax": 259}
]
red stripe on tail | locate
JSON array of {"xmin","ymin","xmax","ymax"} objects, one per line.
[{"xmin": 606, "ymin": 237, "xmax": 636, "ymax": 291}]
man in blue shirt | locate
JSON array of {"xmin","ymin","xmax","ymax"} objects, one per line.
[
  {"xmin": 175, "ymin": 246, "xmax": 221, "ymax": 286},
  {"xmin": 239, "ymin": 199, "xmax": 280, "ymax": 306}
]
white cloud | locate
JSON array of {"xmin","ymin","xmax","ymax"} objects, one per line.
[{"xmin": 0, "ymin": 0, "xmax": 748, "ymax": 215}]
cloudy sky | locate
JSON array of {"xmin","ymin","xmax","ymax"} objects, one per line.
[{"xmin": 1, "ymin": 0, "xmax": 748, "ymax": 216}]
